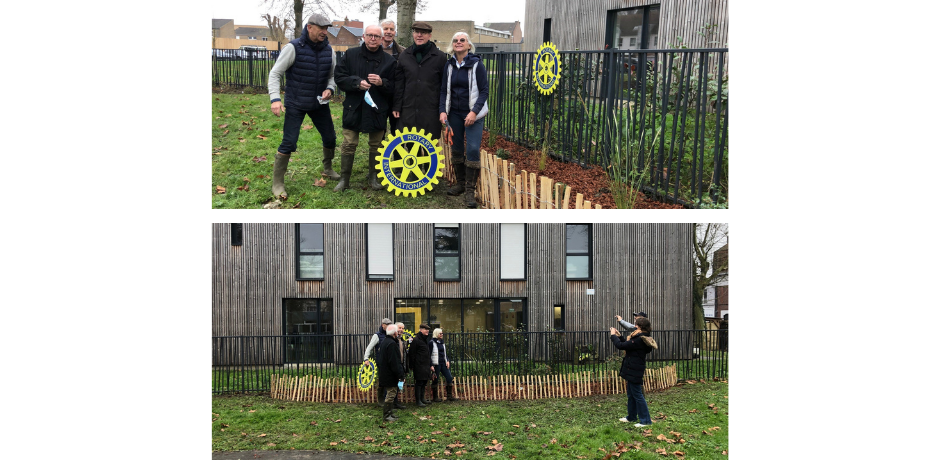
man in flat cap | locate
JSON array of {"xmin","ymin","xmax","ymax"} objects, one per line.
[
  {"xmin": 392, "ymin": 22, "xmax": 446, "ymax": 143},
  {"xmin": 267, "ymin": 13, "xmax": 339, "ymax": 198}
]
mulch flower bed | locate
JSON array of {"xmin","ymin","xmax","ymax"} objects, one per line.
[{"xmin": 482, "ymin": 132, "xmax": 684, "ymax": 210}]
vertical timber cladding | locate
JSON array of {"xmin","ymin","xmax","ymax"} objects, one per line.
[
  {"xmin": 211, "ymin": 223, "xmax": 694, "ymax": 361},
  {"xmin": 523, "ymin": 0, "xmax": 729, "ymax": 52},
  {"xmin": 560, "ymin": 223, "xmax": 693, "ymax": 331}
]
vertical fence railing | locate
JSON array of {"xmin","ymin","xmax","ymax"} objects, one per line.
[
  {"xmin": 210, "ymin": 47, "xmax": 728, "ymax": 206},
  {"xmin": 478, "ymin": 48, "xmax": 728, "ymax": 207},
  {"xmin": 212, "ymin": 329, "xmax": 727, "ymax": 394}
]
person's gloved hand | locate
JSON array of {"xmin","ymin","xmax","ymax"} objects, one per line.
[{"xmin": 397, "ymin": 381, "xmax": 404, "ymax": 392}]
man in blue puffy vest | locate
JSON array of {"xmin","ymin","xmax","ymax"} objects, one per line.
[{"xmin": 267, "ymin": 13, "xmax": 339, "ymax": 198}]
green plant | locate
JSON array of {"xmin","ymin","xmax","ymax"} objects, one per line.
[{"xmin": 495, "ymin": 148, "xmax": 510, "ymax": 160}]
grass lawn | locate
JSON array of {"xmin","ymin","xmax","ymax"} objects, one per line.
[
  {"xmin": 212, "ymin": 380, "xmax": 728, "ymax": 458},
  {"xmin": 212, "ymin": 92, "xmax": 466, "ymax": 209}
]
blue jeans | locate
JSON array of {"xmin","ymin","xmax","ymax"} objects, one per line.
[
  {"xmin": 434, "ymin": 363, "xmax": 454, "ymax": 385},
  {"xmin": 627, "ymin": 382, "xmax": 652, "ymax": 424},
  {"xmin": 278, "ymin": 104, "xmax": 336, "ymax": 153},
  {"xmin": 447, "ymin": 112, "xmax": 483, "ymax": 164}
]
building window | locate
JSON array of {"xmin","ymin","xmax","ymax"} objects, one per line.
[
  {"xmin": 283, "ymin": 298, "xmax": 333, "ymax": 363},
  {"xmin": 606, "ymin": 4, "xmax": 661, "ymax": 50},
  {"xmin": 500, "ymin": 223, "xmax": 526, "ymax": 280},
  {"xmin": 296, "ymin": 223, "xmax": 324, "ymax": 280},
  {"xmin": 231, "ymin": 223, "xmax": 243, "ymax": 246},
  {"xmin": 434, "ymin": 224, "xmax": 460, "ymax": 281},
  {"xmin": 366, "ymin": 223, "xmax": 394, "ymax": 280},
  {"xmin": 553, "ymin": 304, "xmax": 565, "ymax": 330},
  {"xmin": 395, "ymin": 298, "xmax": 526, "ymax": 333},
  {"xmin": 565, "ymin": 224, "xmax": 592, "ymax": 279},
  {"xmin": 543, "ymin": 18, "xmax": 552, "ymax": 42}
]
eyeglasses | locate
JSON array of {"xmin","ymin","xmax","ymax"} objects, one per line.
[
  {"xmin": 364, "ymin": 34, "xmax": 381, "ymax": 40},
  {"xmin": 452, "ymin": 38, "xmax": 466, "ymax": 43}
]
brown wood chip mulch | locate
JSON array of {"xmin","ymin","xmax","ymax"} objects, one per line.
[{"xmin": 482, "ymin": 132, "xmax": 683, "ymax": 210}]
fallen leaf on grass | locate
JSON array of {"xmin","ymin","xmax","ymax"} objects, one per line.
[
  {"xmin": 238, "ymin": 138, "xmax": 246, "ymax": 143},
  {"xmin": 642, "ymin": 429, "xmax": 653, "ymax": 437},
  {"xmin": 310, "ymin": 421, "xmax": 317, "ymax": 425},
  {"xmin": 670, "ymin": 432, "xmax": 682, "ymax": 438},
  {"xmin": 256, "ymin": 135, "xmax": 268, "ymax": 140},
  {"xmin": 266, "ymin": 443, "xmax": 276, "ymax": 447},
  {"xmin": 672, "ymin": 451, "xmax": 685, "ymax": 457},
  {"xmin": 216, "ymin": 186, "xmax": 226, "ymax": 194},
  {"xmin": 302, "ymin": 124, "xmax": 314, "ymax": 130},
  {"xmin": 512, "ymin": 425, "xmax": 520, "ymax": 428},
  {"xmin": 365, "ymin": 436, "xmax": 374, "ymax": 441},
  {"xmin": 241, "ymin": 432, "xmax": 247, "ymax": 436},
  {"xmin": 257, "ymin": 433, "xmax": 266, "ymax": 437},
  {"xmin": 656, "ymin": 448, "xmax": 668, "ymax": 455},
  {"xmin": 708, "ymin": 427, "xmax": 721, "ymax": 431},
  {"xmin": 330, "ymin": 442, "xmax": 338, "ymax": 446},
  {"xmin": 431, "ymin": 431, "xmax": 443, "ymax": 435},
  {"xmin": 251, "ymin": 156, "xmax": 267, "ymax": 163},
  {"xmin": 551, "ymin": 438, "xmax": 557, "ymax": 444},
  {"xmin": 219, "ymin": 124, "xmax": 228, "ymax": 128}
]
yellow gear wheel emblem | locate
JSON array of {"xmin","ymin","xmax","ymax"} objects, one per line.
[
  {"xmin": 375, "ymin": 127, "xmax": 445, "ymax": 197},
  {"xmin": 534, "ymin": 42, "xmax": 561, "ymax": 95}
]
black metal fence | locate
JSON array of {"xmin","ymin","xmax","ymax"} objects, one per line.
[
  {"xmin": 212, "ymin": 329, "xmax": 728, "ymax": 394},
  {"xmin": 210, "ymin": 47, "xmax": 728, "ymax": 206},
  {"xmin": 477, "ymin": 48, "xmax": 728, "ymax": 207}
]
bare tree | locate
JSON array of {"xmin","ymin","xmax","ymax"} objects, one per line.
[
  {"xmin": 262, "ymin": 14, "xmax": 290, "ymax": 46},
  {"xmin": 261, "ymin": 0, "xmax": 339, "ymax": 42},
  {"xmin": 692, "ymin": 223, "xmax": 729, "ymax": 334}
]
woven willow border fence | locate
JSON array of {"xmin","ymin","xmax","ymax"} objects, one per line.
[{"xmin": 270, "ymin": 365, "xmax": 676, "ymax": 403}]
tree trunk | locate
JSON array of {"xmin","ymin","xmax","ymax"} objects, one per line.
[
  {"xmin": 379, "ymin": 0, "xmax": 394, "ymax": 22},
  {"xmin": 293, "ymin": 0, "xmax": 305, "ymax": 41},
  {"xmin": 397, "ymin": 0, "xmax": 417, "ymax": 47}
]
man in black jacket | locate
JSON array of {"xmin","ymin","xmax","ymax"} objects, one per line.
[
  {"xmin": 333, "ymin": 24, "xmax": 396, "ymax": 191},
  {"xmin": 407, "ymin": 324, "xmax": 433, "ymax": 407},
  {"xmin": 392, "ymin": 22, "xmax": 446, "ymax": 143},
  {"xmin": 377, "ymin": 323, "xmax": 405, "ymax": 422}
]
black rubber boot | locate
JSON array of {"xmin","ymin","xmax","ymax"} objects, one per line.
[
  {"xmin": 447, "ymin": 162, "xmax": 466, "ymax": 195},
  {"xmin": 383, "ymin": 402, "xmax": 398, "ymax": 422},
  {"xmin": 432, "ymin": 385, "xmax": 442, "ymax": 402},
  {"xmin": 368, "ymin": 154, "xmax": 383, "ymax": 190},
  {"xmin": 272, "ymin": 152, "xmax": 290, "ymax": 197},
  {"xmin": 465, "ymin": 167, "xmax": 479, "ymax": 208},
  {"xmin": 322, "ymin": 148, "xmax": 341, "ymax": 180},
  {"xmin": 415, "ymin": 386, "xmax": 427, "ymax": 407},
  {"xmin": 421, "ymin": 385, "xmax": 433, "ymax": 406},
  {"xmin": 333, "ymin": 155, "xmax": 354, "ymax": 192},
  {"xmin": 446, "ymin": 385, "xmax": 460, "ymax": 401}
]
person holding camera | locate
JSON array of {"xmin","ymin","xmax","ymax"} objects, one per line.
[
  {"xmin": 615, "ymin": 311, "xmax": 648, "ymax": 332},
  {"xmin": 610, "ymin": 316, "xmax": 658, "ymax": 427}
]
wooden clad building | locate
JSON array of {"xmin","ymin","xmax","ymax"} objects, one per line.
[
  {"xmin": 523, "ymin": 0, "xmax": 728, "ymax": 51},
  {"xmin": 212, "ymin": 223, "xmax": 693, "ymax": 341}
]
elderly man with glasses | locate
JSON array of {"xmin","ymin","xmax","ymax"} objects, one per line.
[{"xmin": 333, "ymin": 24, "xmax": 397, "ymax": 191}]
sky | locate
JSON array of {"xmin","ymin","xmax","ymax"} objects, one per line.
[{"xmin": 211, "ymin": 0, "xmax": 526, "ymax": 33}]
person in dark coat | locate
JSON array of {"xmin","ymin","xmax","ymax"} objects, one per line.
[
  {"xmin": 377, "ymin": 323, "xmax": 405, "ymax": 421},
  {"xmin": 380, "ymin": 19, "xmax": 406, "ymax": 136},
  {"xmin": 333, "ymin": 25, "xmax": 397, "ymax": 192},
  {"xmin": 610, "ymin": 317, "xmax": 657, "ymax": 427},
  {"xmin": 392, "ymin": 21, "xmax": 447, "ymax": 142},
  {"xmin": 407, "ymin": 324, "xmax": 434, "ymax": 407}
]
